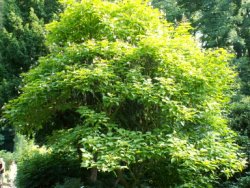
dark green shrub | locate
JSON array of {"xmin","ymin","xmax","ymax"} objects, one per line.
[
  {"xmin": 237, "ymin": 174, "xmax": 250, "ymax": 188},
  {"xmin": 217, "ymin": 172, "xmax": 250, "ymax": 188},
  {"xmin": 54, "ymin": 178, "xmax": 83, "ymax": 188},
  {"xmin": 16, "ymin": 152, "xmax": 82, "ymax": 188}
]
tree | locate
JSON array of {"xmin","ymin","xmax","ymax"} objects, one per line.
[
  {"xmin": 0, "ymin": 0, "xmax": 61, "ymax": 106},
  {"xmin": 0, "ymin": 0, "xmax": 61, "ymax": 150},
  {"xmin": 4, "ymin": 0, "xmax": 246, "ymax": 187}
]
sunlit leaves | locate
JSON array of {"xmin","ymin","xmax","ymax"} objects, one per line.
[{"xmin": 3, "ymin": 0, "xmax": 246, "ymax": 186}]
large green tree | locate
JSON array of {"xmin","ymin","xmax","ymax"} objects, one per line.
[{"xmin": 4, "ymin": 0, "xmax": 246, "ymax": 187}]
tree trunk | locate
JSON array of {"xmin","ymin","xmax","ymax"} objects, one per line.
[
  {"xmin": 90, "ymin": 167, "xmax": 98, "ymax": 183},
  {"xmin": 90, "ymin": 153, "xmax": 98, "ymax": 184},
  {"xmin": 115, "ymin": 169, "xmax": 129, "ymax": 188}
]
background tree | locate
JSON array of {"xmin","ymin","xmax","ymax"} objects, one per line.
[
  {"xmin": 4, "ymin": 0, "xmax": 246, "ymax": 187},
  {"xmin": 0, "ymin": 0, "xmax": 61, "ymax": 151}
]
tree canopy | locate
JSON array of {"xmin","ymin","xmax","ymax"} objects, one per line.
[
  {"xmin": 152, "ymin": 0, "xmax": 250, "ymax": 105},
  {"xmin": 4, "ymin": 0, "xmax": 247, "ymax": 187},
  {"xmin": 152, "ymin": 0, "xmax": 250, "ymax": 185}
]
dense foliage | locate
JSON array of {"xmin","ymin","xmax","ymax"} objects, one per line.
[
  {"xmin": 152, "ymin": 1, "xmax": 250, "ymax": 186},
  {"xmin": 16, "ymin": 151, "xmax": 82, "ymax": 188},
  {"xmin": 4, "ymin": 0, "xmax": 246, "ymax": 187},
  {"xmin": 0, "ymin": 0, "xmax": 61, "ymax": 106},
  {"xmin": 151, "ymin": 0, "xmax": 250, "ymax": 132},
  {"xmin": 0, "ymin": 0, "xmax": 61, "ymax": 150},
  {"xmin": 152, "ymin": 0, "xmax": 250, "ymax": 54}
]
